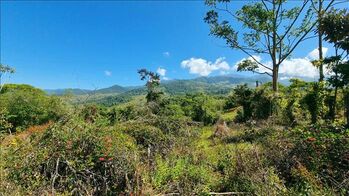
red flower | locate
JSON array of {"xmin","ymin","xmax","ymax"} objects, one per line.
[
  {"xmin": 108, "ymin": 158, "xmax": 113, "ymax": 161},
  {"xmin": 307, "ymin": 137, "xmax": 316, "ymax": 142},
  {"xmin": 99, "ymin": 157, "xmax": 105, "ymax": 161}
]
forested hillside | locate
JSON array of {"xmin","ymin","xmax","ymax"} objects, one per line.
[
  {"xmin": 1, "ymin": 0, "xmax": 349, "ymax": 195},
  {"xmin": 45, "ymin": 75, "xmax": 270, "ymax": 106}
]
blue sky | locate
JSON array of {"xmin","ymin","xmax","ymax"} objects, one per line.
[{"xmin": 0, "ymin": 1, "xmax": 344, "ymax": 89}]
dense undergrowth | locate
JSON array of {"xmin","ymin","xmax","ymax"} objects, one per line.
[{"xmin": 1, "ymin": 81, "xmax": 348, "ymax": 195}]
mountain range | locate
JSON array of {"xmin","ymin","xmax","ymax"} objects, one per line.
[
  {"xmin": 46, "ymin": 74, "xmax": 271, "ymax": 96},
  {"xmin": 45, "ymin": 74, "xmax": 273, "ymax": 106}
]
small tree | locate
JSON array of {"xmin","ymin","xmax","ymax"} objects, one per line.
[
  {"xmin": 0, "ymin": 64, "xmax": 15, "ymax": 92},
  {"xmin": 303, "ymin": 82, "xmax": 328, "ymax": 124},
  {"xmin": 320, "ymin": 8, "xmax": 349, "ymax": 120},
  {"xmin": 205, "ymin": 0, "xmax": 317, "ymax": 92},
  {"xmin": 138, "ymin": 69, "xmax": 163, "ymax": 103}
]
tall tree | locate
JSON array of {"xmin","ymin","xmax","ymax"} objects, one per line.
[
  {"xmin": 310, "ymin": 0, "xmax": 336, "ymax": 82},
  {"xmin": 138, "ymin": 69, "xmax": 163, "ymax": 103},
  {"xmin": 0, "ymin": 64, "xmax": 15, "ymax": 92},
  {"xmin": 320, "ymin": 8, "xmax": 349, "ymax": 120},
  {"xmin": 205, "ymin": 0, "xmax": 317, "ymax": 92}
]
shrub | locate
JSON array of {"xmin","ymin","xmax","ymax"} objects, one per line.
[
  {"xmin": 153, "ymin": 155, "xmax": 216, "ymax": 195},
  {"xmin": 0, "ymin": 84, "xmax": 67, "ymax": 131},
  {"xmin": 2, "ymin": 116, "xmax": 138, "ymax": 195},
  {"xmin": 0, "ymin": 108, "xmax": 13, "ymax": 134},
  {"xmin": 290, "ymin": 125, "xmax": 349, "ymax": 193},
  {"xmin": 230, "ymin": 84, "xmax": 274, "ymax": 122},
  {"xmin": 303, "ymin": 82, "xmax": 328, "ymax": 124},
  {"xmin": 217, "ymin": 145, "xmax": 287, "ymax": 195}
]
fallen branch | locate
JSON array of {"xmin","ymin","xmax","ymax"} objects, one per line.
[{"xmin": 52, "ymin": 157, "xmax": 60, "ymax": 196}]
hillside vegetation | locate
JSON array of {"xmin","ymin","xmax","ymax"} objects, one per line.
[
  {"xmin": 1, "ymin": 0, "xmax": 349, "ymax": 195},
  {"xmin": 1, "ymin": 79, "xmax": 348, "ymax": 195}
]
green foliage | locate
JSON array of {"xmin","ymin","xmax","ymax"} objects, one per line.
[
  {"xmin": 320, "ymin": 8, "xmax": 349, "ymax": 52},
  {"xmin": 0, "ymin": 64, "xmax": 15, "ymax": 74},
  {"xmin": 0, "ymin": 64, "xmax": 15, "ymax": 92},
  {"xmin": 153, "ymin": 155, "xmax": 216, "ymax": 194},
  {"xmin": 232, "ymin": 84, "xmax": 254, "ymax": 121},
  {"xmin": 2, "ymin": 116, "xmax": 138, "ymax": 195},
  {"xmin": 324, "ymin": 56, "xmax": 348, "ymax": 89},
  {"xmin": 118, "ymin": 123, "xmax": 168, "ymax": 153},
  {"xmin": 138, "ymin": 69, "xmax": 163, "ymax": 104},
  {"xmin": 190, "ymin": 94, "xmax": 222, "ymax": 125},
  {"xmin": 226, "ymin": 84, "xmax": 273, "ymax": 122},
  {"xmin": 2, "ymin": 80, "xmax": 349, "ymax": 195},
  {"xmin": 282, "ymin": 79, "xmax": 311, "ymax": 125},
  {"xmin": 216, "ymin": 144, "xmax": 287, "ymax": 195},
  {"xmin": 303, "ymin": 82, "xmax": 328, "ymax": 124},
  {"xmin": 0, "ymin": 84, "xmax": 67, "ymax": 131},
  {"xmin": 0, "ymin": 108, "xmax": 13, "ymax": 134},
  {"xmin": 291, "ymin": 125, "xmax": 349, "ymax": 190},
  {"xmin": 2, "ymin": 2, "xmax": 349, "ymax": 195},
  {"xmin": 237, "ymin": 59, "xmax": 259, "ymax": 73}
]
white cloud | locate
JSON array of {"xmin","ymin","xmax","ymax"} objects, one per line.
[
  {"xmin": 157, "ymin": 67, "xmax": 166, "ymax": 76},
  {"xmin": 163, "ymin": 51, "xmax": 170, "ymax": 57},
  {"xmin": 307, "ymin": 47, "xmax": 328, "ymax": 60},
  {"xmin": 233, "ymin": 55, "xmax": 262, "ymax": 70},
  {"xmin": 163, "ymin": 76, "xmax": 170, "ymax": 80},
  {"xmin": 279, "ymin": 58, "xmax": 318, "ymax": 78},
  {"xmin": 104, "ymin": 70, "xmax": 112, "ymax": 76},
  {"xmin": 233, "ymin": 48, "xmax": 329, "ymax": 79},
  {"xmin": 181, "ymin": 57, "xmax": 230, "ymax": 76}
]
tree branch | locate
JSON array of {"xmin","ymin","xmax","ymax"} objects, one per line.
[
  {"xmin": 234, "ymin": 42, "xmax": 273, "ymax": 71},
  {"xmin": 277, "ymin": 0, "xmax": 310, "ymax": 46},
  {"xmin": 279, "ymin": 21, "xmax": 318, "ymax": 65},
  {"xmin": 253, "ymin": 70, "xmax": 272, "ymax": 77},
  {"xmin": 52, "ymin": 157, "xmax": 60, "ymax": 196},
  {"xmin": 215, "ymin": 5, "xmax": 273, "ymax": 39},
  {"xmin": 261, "ymin": 0, "xmax": 270, "ymax": 12}
]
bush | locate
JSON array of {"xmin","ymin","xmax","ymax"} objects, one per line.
[
  {"xmin": 290, "ymin": 125, "xmax": 349, "ymax": 193},
  {"xmin": 153, "ymin": 155, "xmax": 216, "ymax": 195},
  {"xmin": 229, "ymin": 84, "xmax": 273, "ymax": 122},
  {"xmin": 303, "ymin": 82, "xmax": 328, "ymax": 124},
  {"xmin": 2, "ymin": 116, "xmax": 138, "ymax": 195},
  {"xmin": 118, "ymin": 123, "xmax": 167, "ymax": 152},
  {"xmin": 0, "ymin": 108, "xmax": 13, "ymax": 134},
  {"xmin": 254, "ymin": 125, "xmax": 347, "ymax": 195},
  {"xmin": 0, "ymin": 84, "xmax": 67, "ymax": 131},
  {"xmin": 216, "ymin": 144, "xmax": 287, "ymax": 195},
  {"xmin": 279, "ymin": 79, "xmax": 310, "ymax": 126}
]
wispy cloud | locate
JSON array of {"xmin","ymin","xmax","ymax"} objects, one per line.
[
  {"xmin": 157, "ymin": 67, "xmax": 166, "ymax": 76},
  {"xmin": 181, "ymin": 57, "xmax": 230, "ymax": 76},
  {"xmin": 104, "ymin": 70, "xmax": 112, "ymax": 76},
  {"xmin": 163, "ymin": 51, "xmax": 170, "ymax": 57}
]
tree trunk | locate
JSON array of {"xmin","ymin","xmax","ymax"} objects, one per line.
[
  {"xmin": 272, "ymin": 66, "xmax": 278, "ymax": 92},
  {"xmin": 332, "ymin": 47, "xmax": 339, "ymax": 121},
  {"xmin": 333, "ymin": 86, "xmax": 338, "ymax": 121},
  {"xmin": 345, "ymin": 91, "xmax": 349, "ymax": 128},
  {"xmin": 318, "ymin": 0, "xmax": 324, "ymax": 82},
  {"xmin": 318, "ymin": 33, "xmax": 324, "ymax": 81},
  {"xmin": 272, "ymin": 0, "xmax": 278, "ymax": 92}
]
